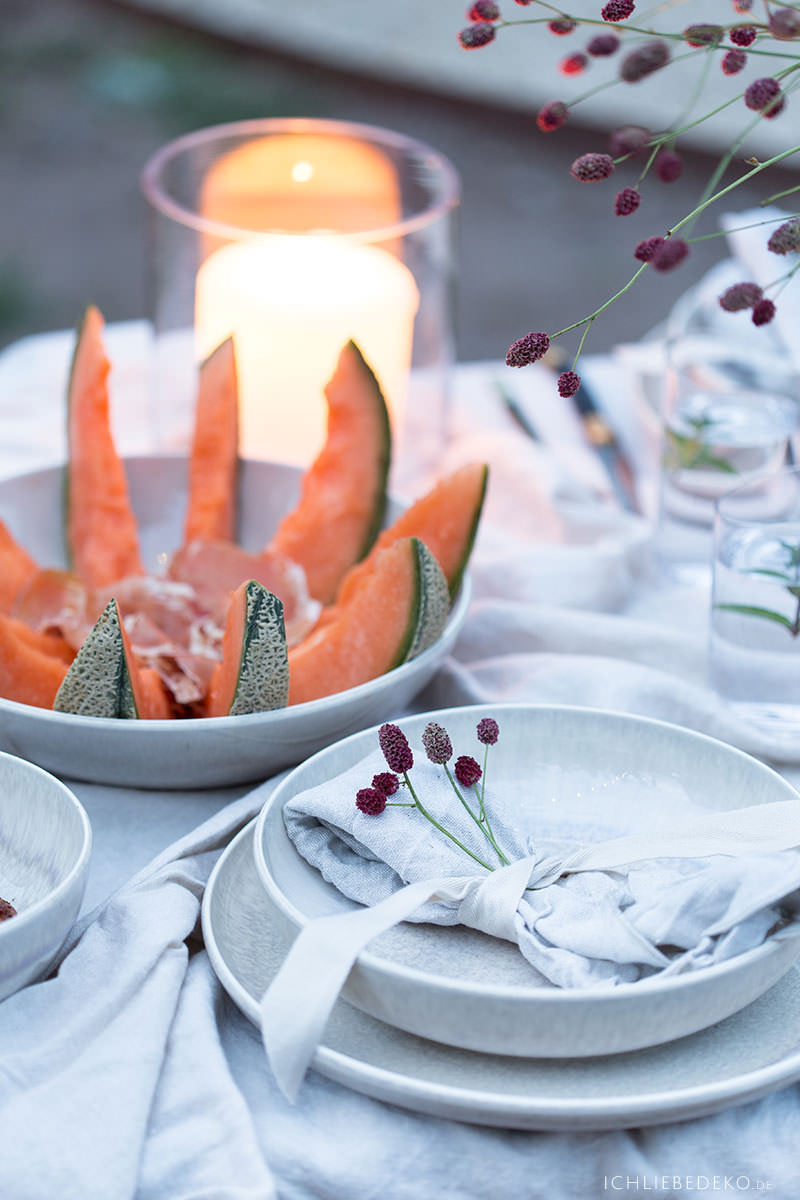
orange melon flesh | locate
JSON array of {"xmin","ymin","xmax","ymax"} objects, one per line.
[
  {"xmin": 116, "ymin": 610, "xmax": 172, "ymax": 720},
  {"xmin": 288, "ymin": 538, "xmax": 420, "ymax": 706},
  {"xmin": 67, "ymin": 306, "xmax": 144, "ymax": 589},
  {"xmin": 135, "ymin": 666, "xmax": 173, "ymax": 720},
  {"xmin": 268, "ymin": 340, "xmax": 390, "ymax": 606},
  {"xmin": 9, "ymin": 619, "xmax": 76, "ymax": 665},
  {"xmin": 0, "ymin": 519, "xmax": 38, "ymax": 614},
  {"xmin": 206, "ymin": 580, "xmax": 248, "ymax": 718},
  {"xmin": 336, "ymin": 462, "xmax": 488, "ymax": 605},
  {"xmin": 183, "ymin": 337, "xmax": 239, "ymax": 545},
  {"xmin": 0, "ymin": 614, "xmax": 69, "ymax": 708}
]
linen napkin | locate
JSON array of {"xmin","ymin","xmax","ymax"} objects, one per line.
[{"xmin": 261, "ymin": 745, "xmax": 800, "ymax": 1098}]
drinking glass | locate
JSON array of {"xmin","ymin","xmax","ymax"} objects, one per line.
[
  {"xmin": 710, "ymin": 464, "xmax": 800, "ymax": 733},
  {"xmin": 655, "ymin": 335, "xmax": 799, "ymax": 581},
  {"xmin": 141, "ymin": 118, "xmax": 460, "ymax": 484}
]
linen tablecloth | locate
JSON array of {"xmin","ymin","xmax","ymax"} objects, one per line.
[{"xmin": 1, "ymin": 320, "xmax": 799, "ymax": 1199}]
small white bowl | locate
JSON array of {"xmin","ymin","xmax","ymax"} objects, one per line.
[
  {"xmin": 0, "ymin": 458, "xmax": 469, "ymax": 789},
  {"xmin": 254, "ymin": 704, "xmax": 800, "ymax": 1058},
  {"xmin": 0, "ymin": 751, "xmax": 92, "ymax": 1002}
]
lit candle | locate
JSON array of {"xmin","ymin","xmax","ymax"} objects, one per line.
[
  {"xmin": 195, "ymin": 235, "xmax": 418, "ymax": 463},
  {"xmin": 193, "ymin": 133, "xmax": 419, "ymax": 463}
]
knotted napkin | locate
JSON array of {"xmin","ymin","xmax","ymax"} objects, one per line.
[{"xmin": 260, "ymin": 749, "xmax": 800, "ymax": 1100}]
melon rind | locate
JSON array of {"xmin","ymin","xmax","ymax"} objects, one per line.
[
  {"xmin": 268, "ymin": 339, "xmax": 391, "ymax": 605},
  {"xmin": 53, "ymin": 598, "xmax": 139, "ymax": 718},
  {"xmin": 227, "ymin": 580, "xmax": 289, "ymax": 716},
  {"xmin": 401, "ymin": 539, "xmax": 450, "ymax": 664}
]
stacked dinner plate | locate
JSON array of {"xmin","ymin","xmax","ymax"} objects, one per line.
[{"xmin": 202, "ymin": 703, "xmax": 800, "ymax": 1130}]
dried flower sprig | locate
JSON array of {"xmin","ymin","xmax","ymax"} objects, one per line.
[
  {"xmin": 455, "ymin": 2, "xmax": 800, "ymax": 394},
  {"xmin": 355, "ymin": 718, "xmax": 511, "ymax": 870}
]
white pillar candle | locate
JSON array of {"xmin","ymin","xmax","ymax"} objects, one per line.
[{"xmin": 195, "ymin": 234, "xmax": 419, "ymax": 464}]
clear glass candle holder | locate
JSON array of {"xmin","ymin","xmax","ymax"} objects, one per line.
[
  {"xmin": 655, "ymin": 334, "xmax": 799, "ymax": 582},
  {"xmin": 141, "ymin": 118, "xmax": 460, "ymax": 484},
  {"xmin": 710, "ymin": 464, "xmax": 800, "ymax": 733}
]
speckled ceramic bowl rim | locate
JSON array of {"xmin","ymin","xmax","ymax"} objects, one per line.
[{"xmin": 0, "ymin": 751, "xmax": 92, "ymax": 933}]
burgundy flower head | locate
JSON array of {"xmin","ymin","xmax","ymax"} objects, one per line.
[
  {"xmin": 651, "ymin": 238, "xmax": 690, "ymax": 271},
  {"xmin": 477, "ymin": 717, "xmax": 500, "ymax": 745},
  {"xmin": 506, "ymin": 330, "xmax": 550, "ymax": 367},
  {"xmin": 454, "ymin": 755, "xmax": 483, "ymax": 788},
  {"xmin": 356, "ymin": 787, "xmax": 387, "ymax": 816},
  {"xmin": 468, "ymin": 0, "xmax": 501, "ymax": 19},
  {"xmin": 549, "ymin": 17, "xmax": 577, "ymax": 35},
  {"xmin": 458, "ymin": 22, "xmax": 496, "ymax": 49},
  {"xmin": 719, "ymin": 282, "xmax": 763, "ymax": 312},
  {"xmin": 744, "ymin": 78, "xmax": 784, "ymax": 114},
  {"xmin": 560, "ymin": 52, "xmax": 588, "ymax": 76},
  {"xmin": 752, "ymin": 299, "xmax": 777, "ymax": 326},
  {"xmin": 372, "ymin": 771, "xmax": 399, "ymax": 796},
  {"xmin": 620, "ymin": 40, "xmax": 670, "ymax": 82},
  {"xmin": 769, "ymin": 8, "xmax": 800, "ymax": 40},
  {"xmin": 588, "ymin": 34, "xmax": 620, "ymax": 57},
  {"xmin": 570, "ymin": 152, "xmax": 615, "ymax": 182},
  {"xmin": 634, "ymin": 235, "xmax": 665, "ymax": 262},
  {"xmin": 729, "ymin": 25, "xmax": 756, "ymax": 46},
  {"xmin": 722, "ymin": 49, "xmax": 747, "ymax": 75},
  {"xmin": 379, "ymin": 723, "xmax": 414, "ymax": 773},
  {"xmin": 655, "ymin": 149, "xmax": 682, "ymax": 182},
  {"xmin": 733, "ymin": 0, "xmax": 753, "ymax": 10},
  {"xmin": 537, "ymin": 101, "xmax": 569, "ymax": 132},
  {"xmin": 683, "ymin": 24, "xmax": 722, "ymax": 47},
  {"xmin": 422, "ymin": 721, "xmax": 453, "ymax": 765},
  {"xmin": 557, "ymin": 371, "xmax": 581, "ymax": 397},
  {"xmin": 601, "ymin": 0, "xmax": 635, "ymax": 21},
  {"xmin": 767, "ymin": 219, "xmax": 800, "ymax": 255},
  {"xmin": 614, "ymin": 187, "xmax": 641, "ymax": 215},
  {"xmin": 609, "ymin": 124, "xmax": 650, "ymax": 157}
]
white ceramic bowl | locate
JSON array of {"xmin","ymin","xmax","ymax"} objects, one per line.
[
  {"xmin": 0, "ymin": 458, "xmax": 469, "ymax": 789},
  {"xmin": 253, "ymin": 703, "xmax": 800, "ymax": 1058},
  {"xmin": 0, "ymin": 750, "xmax": 92, "ymax": 1003}
]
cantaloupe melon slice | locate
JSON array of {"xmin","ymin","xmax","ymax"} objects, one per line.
[
  {"xmin": 66, "ymin": 306, "xmax": 144, "ymax": 590},
  {"xmin": 268, "ymin": 340, "xmax": 391, "ymax": 606},
  {"xmin": 0, "ymin": 614, "xmax": 69, "ymax": 708},
  {"xmin": 53, "ymin": 597, "xmax": 171, "ymax": 719},
  {"xmin": 183, "ymin": 337, "xmax": 239, "ymax": 545},
  {"xmin": 206, "ymin": 579, "xmax": 289, "ymax": 717},
  {"xmin": 288, "ymin": 537, "xmax": 449, "ymax": 706},
  {"xmin": 336, "ymin": 462, "xmax": 488, "ymax": 606},
  {"xmin": 0, "ymin": 519, "xmax": 38, "ymax": 614},
  {"xmin": 10, "ymin": 620, "xmax": 76, "ymax": 665}
]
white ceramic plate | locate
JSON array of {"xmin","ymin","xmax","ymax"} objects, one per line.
[
  {"xmin": 253, "ymin": 704, "xmax": 800, "ymax": 1058},
  {"xmin": 0, "ymin": 749, "xmax": 92, "ymax": 1002},
  {"xmin": 0, "ymin": 458, "xmax": 469, "ymax": 789},
  {"xmin": 204, "ymin": 818, "xmax": 800, "ymax": 1131}
]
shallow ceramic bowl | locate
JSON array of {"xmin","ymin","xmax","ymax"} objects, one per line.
[
  {"xmin": 254, "ymin": 703, "xmax": 800, "ymax": 1058},
  {"xmin": 0, "ymin": 458, "xmax": 470, "ymax": 789},
  {"xmin": 0, "ymin": 750, "xmax": 92, "ymax": 1002}
]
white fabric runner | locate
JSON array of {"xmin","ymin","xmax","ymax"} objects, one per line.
[{"xmin": 3, "ymin": 243, "xmax": 800, "ymax": 1195}]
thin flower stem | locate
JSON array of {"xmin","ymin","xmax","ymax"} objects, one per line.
[
  {"xmin": 551, "ymin": 264, "xmax": 649, "ymax": 339},
  {"xmin": 685, "ymin": 214, "xmax": 798, "ymax": 244},
  {"xmin": 762, "ymin": 182, "xmax": 800, "ymax": 206},
  {"xmin": 669, "ymin": 143, "xmax": 800, "ymax": 239},
  {"xmin": 470, "ymin": 784, "xmax": 510, "ymax": 866},
  {"xmin": 443, "ymin": 765, "xmax": 510, "ymax": 866},
  {"xmin": 771, "ymin": 259, "xmax": 800, "ymax": 298},
  {"xmin": 403, "ymin": 772, "xmax": 495, "ymax": 872}
]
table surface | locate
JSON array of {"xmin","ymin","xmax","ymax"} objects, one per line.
[{"xmin": 2, "ymin": 322, "xmax": 800, "ymax": 1198}]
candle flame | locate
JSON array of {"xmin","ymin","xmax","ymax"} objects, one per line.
[{"xmin": 291, "ymin": 160, "xmax": 314, "ymax": 183}]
